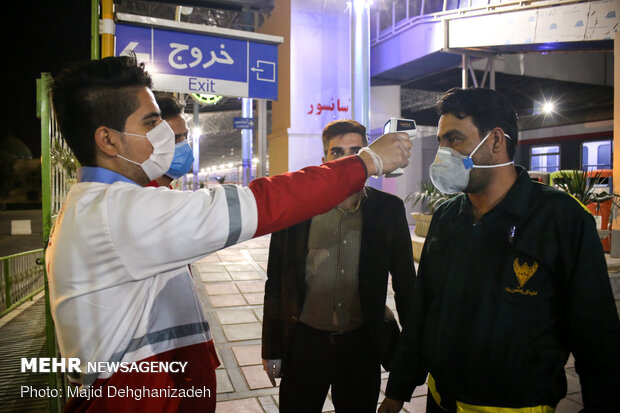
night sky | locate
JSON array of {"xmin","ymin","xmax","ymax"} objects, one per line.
[{"xmin": 4, "ymin": 2, "xmax": 91, "ymax": 158}]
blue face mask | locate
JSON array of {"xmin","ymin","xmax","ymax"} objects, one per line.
[{"xmin": 165, "ymin": 141, "xmax": 194, "ymax": 179}]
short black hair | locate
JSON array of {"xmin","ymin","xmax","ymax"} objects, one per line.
[
  {"xmin": 322, "ymin": 119, "xmax": 367, "ymax": 155},
  {"xmin": 436, "ymin": 87, "xmax": 518, "ymax": 159},
  {"xmin": 154, "ymin": 93, "xmax": 184, "ymax": 120},
  {"xmin": 52, "ymin": 56, "xmax": 153, "ymax": 166}
]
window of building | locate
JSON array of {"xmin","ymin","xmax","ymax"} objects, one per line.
[
  {"xmin": 530, "ymin": 145, "xmax": 560, "ymax": 172},
  {"xmin": 582, "ymin": 140, "xmax": 612, "ymax": 171}
]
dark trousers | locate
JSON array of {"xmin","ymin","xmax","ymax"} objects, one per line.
[
  {"xmin": 426, "ymin": 389, "xmax": 449, "ymax": 413},
  {"xmin": 278, "ymin": 322, "xmax": 381, "ymax": 413}
]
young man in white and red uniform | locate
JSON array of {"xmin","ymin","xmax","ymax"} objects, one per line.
[{"xmin": 46, "ymin": 56, "xmax": 411, "ymax": 413}]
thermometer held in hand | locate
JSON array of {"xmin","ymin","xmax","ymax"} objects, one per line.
[{"xmin": 383, "ymin": 118, "xmax": 417, "ymax": 178}]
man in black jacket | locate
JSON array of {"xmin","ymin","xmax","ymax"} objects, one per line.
[
  {"xmin": 262, "ymin": 119, "xmax": 416, "ymax": 413},
  {"xmin": 379, "ymin": 87, "xmax": 620, "ymax": 413}
]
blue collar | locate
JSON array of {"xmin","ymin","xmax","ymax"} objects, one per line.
[{"xmin": 78, "ymin": 167, "xmax": 139, "ymax": 186}]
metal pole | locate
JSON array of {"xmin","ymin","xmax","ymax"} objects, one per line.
[
  {"xmin": 490, "ymin": 56, "xmax": 496, "ymax": 90},
  {"xmin": 91, "ymin": 0, "xmax": 100, "ymax": 59},
  {"xmin": 462, "ymin": 54, "xmax": 469, "ymax": 88},
  {"xmin": 257, "ymin": 99, "xmax": 268, "ymax": 178},
  {"xmin": 242, "ymin": 98, "xmax": 254, "ymax": 185},
  {"xmin": 101, "ymin": 0, "xmax": 114, "ymax": 58},
  {"xmin": 193, "ymin": 103, "xmax": 200, "ymax": 190},
  {"xmin": 351, "ymin": 0, "xmax": 371, "ymax": 131}
]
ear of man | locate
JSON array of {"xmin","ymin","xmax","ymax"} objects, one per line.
[
  {"xmin": 488, "ymin": 127, "xmax": 509, "ymax": 159},
  {"xmin": 94, "ymin": 126, "xmax": 123, "ymax": 158}
]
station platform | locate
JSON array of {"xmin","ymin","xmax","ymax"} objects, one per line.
[{"xmin": 3, "ymin": 232, "xmax": 620, "ymax": 412}]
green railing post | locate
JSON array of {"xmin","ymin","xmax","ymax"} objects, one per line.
[
  {"xmin": 39, "ymin": 72, "xmax": 61, "ymax": 413},
  {"xmin": 91, "ymin": 0, "xmax": 100, "ymax": 60},
  {"xmin": 39, "ymin": 74, "xmax": 52, "ymax": 246},
  {"xmin": 3, "ymin": 259, "xmax": 10, "ymax": 310}
]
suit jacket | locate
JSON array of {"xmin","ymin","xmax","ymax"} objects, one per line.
[{"xmin": 262, "ymin": 186, "xmax": 416, "ymax": 365}]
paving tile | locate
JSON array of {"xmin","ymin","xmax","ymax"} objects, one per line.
[
  {"xmin": 241, "ymin": 365, "xmax": 280, "ymax": 389},
  {"xmin": 236, "ymin": 280, "xmax": 266, "ymax": 293},
  {"xmin": 232, "ymin": 344, "xmax": 263, "ymax": 366},
  {"xmin": 196, "ymin": 263, "xmax": 229, "ymax": 272},
  {"xmin": 215, "ymin": 369, "xmax": 234, "ymax": 393},
  {"xmin": 217, "ymin": 252, "xmax": 249, "ymax": 262},
  {"xmin": 249, "ymin": 252, "xmax": 269, "ymax": 262},
  {"xmin": 243, "ymin": 292, "xmax": 265, "ymax": 305},
  {"xmin": 565, "ymin": 392, "xmax": 583, "ymax": 405},
  {"xmin": 258, "ymin": 395, "xmax": 279, "ymax": 413},
  {"xmin": 223, "ymin": 322, "xmax": 263, "ymax": 341},
  {"xmin": 195, "ymin": 254, "xmax": 220, "ymax": 263},
  {"xmin": 231, "ymin": 271, "xmax": 263, "ymax": 281},
  {"xmin": 381, "ymin": 378, "xmax": 388, "ymax": 392},
  {"xmin": 226, "ymin": 263, "xmax": 256, "ymax": 272},
  {"xmin": 555, "ymin": 397, "xmax": 583, "ymax": 413},
  {"xmin": 242, "ymin": 240, "xmax": 270, "ymax": 248},
  {"xmin": 565, "ymin": 370, "xmax": 581, "ymax": 394},
  {"xmin": 402, "ymin": 395, "xmax": 426, "ymax": 413},
  {"xmin": 253, "ymin": 308, "xmax": 264, "ymax": 321},
  {"xmin": 413, "ymin": 383, "xmax": 428, "ymax": 397},
  {"xmin": 215, "ymin": 397, "xmax": 264, "ymax": 412},
  {"xmin": 201, "ymin": 272, "xmax": 232, "ymax": 282},
  {"xmin": 258, "ymin": 262, "xmax": 268, "ymax": 272},
  {"xmin": 205, "ymin": 283, "xmax": 240, "ymax": 295},
  {"xmin": 219, "ymin": 256, "xmax": 249, "ymax": 263},
  {"xmin": 609, "ymin": 274, "xmax": 620, "ymax": 298},
  {"xmin": 321, "ymin": 393, "xmax": 335, "ymax": 412},
  {"xmin": 214, "ymin": 346, "xmax": 224, "ymax": 369},
  {"xmin": 217, "ymin": 309, "xmax": 258, "ymax": 325},
  {"xmin": 209, "ymin": 294, "xmax": 247, "ymax": 307}
]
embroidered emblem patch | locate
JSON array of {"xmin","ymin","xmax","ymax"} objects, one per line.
[
  {"xmin": 513, "ymin": 258, "xmax": 538, "ymax": 287},
  {"xmin": 506, "ymin": 258, "xmax": 539, "ymax": 296}
]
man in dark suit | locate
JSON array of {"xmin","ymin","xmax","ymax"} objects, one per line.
[{"xmin": 261, "ymin": 119, "xmax": 416, "ymax": 413}]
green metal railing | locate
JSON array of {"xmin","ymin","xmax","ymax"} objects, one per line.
[
  {"xmin": 39, "ymin": 69, "xmax": 76, "ymax": 413},
  {"xmin": 0, "ymin": 249, "xmax": 45, "ymax": 317}
]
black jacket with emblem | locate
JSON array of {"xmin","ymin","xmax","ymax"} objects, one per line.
[{"xmin": 385, "ymin": 167, "xmax": 620, "ymax": 410}]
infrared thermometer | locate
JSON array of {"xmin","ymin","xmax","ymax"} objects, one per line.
[{"xmin": 383, "ymin": 118, "xmax": 417, "ymax": 177}]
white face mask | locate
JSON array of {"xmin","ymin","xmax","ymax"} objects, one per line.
[
  {"xmin": 115, "ymin": 121, "xmax": 175, "ymax": 181},
  {"xmin": 429, "ymin": 131, "xmax": 514, "ymax": 194}
]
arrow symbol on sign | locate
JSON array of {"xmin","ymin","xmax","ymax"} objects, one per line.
[
  {"xmin": 120, "ymin": 41, "xmax": 139, "ymax": 56},
  {"xmin": 251, "ymin": 66, "xmax": 264, "ymax": 73},
  {"xmin": 120, "ymin": 41, "xmax": 150, "ymax": 65}
]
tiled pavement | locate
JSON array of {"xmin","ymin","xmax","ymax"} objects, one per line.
[{"xmin": 193, "ymin": 234, "xmax": 589, "ymax": 413}]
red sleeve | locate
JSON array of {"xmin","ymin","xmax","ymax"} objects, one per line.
[{"xmin": 249, "ymin": 155, "xmax": 368, "ymax": 237}]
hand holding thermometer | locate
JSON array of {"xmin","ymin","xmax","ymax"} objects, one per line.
[{"xmin": 383, "ymin": 118, "xmax": 417, "ymax": 177}]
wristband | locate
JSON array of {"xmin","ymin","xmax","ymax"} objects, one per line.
[{"xmin": 359, "ymin": 147, "xmax": 383, "ymax": 177}]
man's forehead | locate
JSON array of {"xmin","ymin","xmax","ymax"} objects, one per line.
[
  {"xmin": 328, "ymin": 133, "xmax": 364, "ymax": 147},
  {"xmin": 438, "ymin": 113, "xmax": 477, "ymax": 134}
]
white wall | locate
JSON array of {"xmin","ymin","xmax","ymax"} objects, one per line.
[{"xmin": 288, "ymin": 0, "xmax": 352, "ymax": 169}]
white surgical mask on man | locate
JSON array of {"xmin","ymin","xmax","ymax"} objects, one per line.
[
  {"xmin": 429, "ymin": 131, "xmax": 513, "ymax": 194},
  {"xmin": 114, "ymin": 120, "xmax": 175, "ymax": 181}
]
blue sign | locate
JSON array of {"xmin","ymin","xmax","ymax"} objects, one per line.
[
  {"xmin": 115, "ymin": 23, "xmax": 278, "ymax": 100},
  {"xmin": 233, "ymin": 117, "xmax": 255, "ymax": 129}
]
